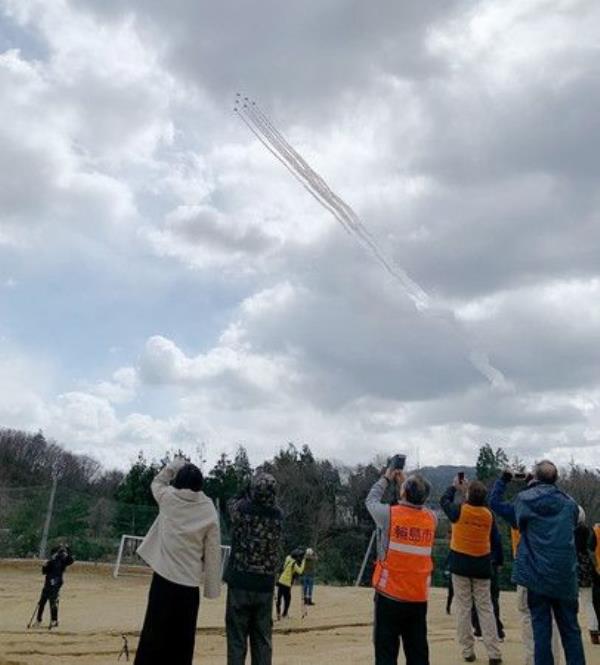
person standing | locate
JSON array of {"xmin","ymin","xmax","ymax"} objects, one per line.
[
  {"xmin": 134, "ymin": 458, "xmax": 221, "ymax": 665},
  {"xmin": 590, "ymin": 523, "xmax": 600, "ymax": 645},
  {"xmin": 35, "ymin": 544, "xmax": 74, "ymax": 628},
  {"xmin": 366, "ymin": 466, "xmax": 437, "ymax": 665},
  {"xmin": 575, "ymin": 507, "xmax": 598, "ymax": 645},
  {"xmin": 471, "ymin": 526, "xmax": 505, "ymax": 641},
  {"xmin": 445, "ymin": 528, "xmax": 454, "ymax": 615},
  {"xmin": 276, "ymin": 549, "xmax": 305, "ymax": 619},
  {"xmin": 224, "ymin": 472, "xmax": 283, "ymax": 665},
  {"xmin": 302, "ymin": 548, "xmax": 318, "ymax": 606},
  {"xmin": 440, "ymin": 476, "xmax": 502, "ymax": 665},
  {"xmin": 512, "ymin": 460, "xmax": 585, "ymax": 665},
  {"xmin": 490, "ymin": 471, "xmax": 562, "ymax": 665}
]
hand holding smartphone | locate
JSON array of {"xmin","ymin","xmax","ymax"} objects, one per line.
[{"xmin": 390, "ymin": 454, "xmax": 406, "ymax": 471}]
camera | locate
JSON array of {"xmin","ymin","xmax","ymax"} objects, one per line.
[{"xmin": 389, "ymin": 454, "xmax": 407, "ymax": 470}]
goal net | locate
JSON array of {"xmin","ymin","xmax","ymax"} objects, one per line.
[{"xmin": 113, "ymin": 534, "xmax": 231, "ymax": 579}]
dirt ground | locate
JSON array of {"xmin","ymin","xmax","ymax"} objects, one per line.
[{"xmin": 0, "ymin": 560, "xmax": 597, "ymax": 665}]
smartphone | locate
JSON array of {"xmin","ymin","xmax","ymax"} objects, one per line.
[
  {"xmin": 514, "ymin": 472, "xmax": 527, "ymax": 480},
  {"xmin": 389, "ymin": 454, "xmax": 407, "ymax": 470},
  {"xmin": 457, "ymin": 471, "xmax": 465, "ymax": 482}
]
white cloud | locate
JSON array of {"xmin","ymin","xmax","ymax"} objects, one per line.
[
  {"xmin": 89, "ymin": 367, "xmax": 138, "ymax": 405},
  {"xmin": 1, "ymin": 0, "xmax": 599, "ymax": 471}
]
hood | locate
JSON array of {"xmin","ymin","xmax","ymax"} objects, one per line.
[
  {"xmin": 250, "ymin": 472, "xmax": 277, "ymax": 507},
  {"xmin": 172, "ymin": 488, "xmax": 211, "ymax": 505},
  {"xmin": 520, "ymin": 482, "xmax": 570, "ymax": 518}
]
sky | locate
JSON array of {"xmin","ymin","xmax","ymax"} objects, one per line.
[{"xmin": 1, "ymin": 0, "xmax": 600, "ymax": 471}]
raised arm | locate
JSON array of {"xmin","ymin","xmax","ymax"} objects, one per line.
[
  {"xmin": 228, "ymin": 483, "xmax": 251, "ymax": 524},
  {"xmin": 151, "ymin": 457, "xmax": 187, "ymax": 504},
  {"xmin": 440, "ymin": 486, "xmax": 461, "ymax": 523},
  {"xmin": 490, "ymin": 517, "xmax": 504, "ymax": 567},
  {"xmin": 489, "ymin": 477, "xmax": 517, "ymax": 528},
  {"xmin": 294, "ymin": 558, "xmax": 306, "ymax": 576},
  {"xmin": 202, "ymin": 520, "xmax": 222, "ymax": 599},
  {"xmin": 365, "ymin": 477, "xmax": 391, "ymax": 531},
  {"xmin": 64, "ymin": 548, "xmax": 74, "ymax": 567}
]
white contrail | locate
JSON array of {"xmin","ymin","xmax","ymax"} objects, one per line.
[
  {"xmin": 235, "ymin": 95, "xmax": 430, "ymax": 310},
  {"xmin": 234, "ymin": 95, "xmax": 511, "ymax": 389}
]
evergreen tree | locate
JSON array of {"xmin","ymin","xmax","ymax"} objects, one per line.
[{"xmin": 476, "ymin": 443, "xmax": 509, "ymax": 483}]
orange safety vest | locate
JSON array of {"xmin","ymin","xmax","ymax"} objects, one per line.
[
  {"xmin": 451, "ymin": 504, "xmax": 492, "ymax": 557},
  {"xmin": 594, "ymin": 525, "xmax": 600, "ymax": 573},
  {"xmin": 510, "ymin": 527, "xmax": 521, "ymax": 559},
  {"xmin": 372, "ymin": 504, "xmax": 436, "ymax": 602}
]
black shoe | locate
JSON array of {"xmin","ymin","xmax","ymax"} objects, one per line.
[
  {"xmin": 464, "ymin": 655, "xmax": 476, "ymax": 662},
  {"xmin": 489, "ymin": 659, "xmax": 502, "ymax": 665}
]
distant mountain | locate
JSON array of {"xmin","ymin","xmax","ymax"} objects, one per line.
[{"xmin": 415, "ymin": 465, "xmax": 477, "ymax": 500}]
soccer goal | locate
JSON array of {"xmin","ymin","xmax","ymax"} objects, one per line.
[{"xmin": 113, "ymin": 534, "xmax": 232, "ymax": 579}]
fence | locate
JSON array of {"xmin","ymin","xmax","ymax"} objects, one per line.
[
  {"xmin": 0, "ymin": 485, "xmax": 158, "ymax": 561},
  {"xmin": 1, "ymin": 484, "xmax": 519, "ymax": 589}
]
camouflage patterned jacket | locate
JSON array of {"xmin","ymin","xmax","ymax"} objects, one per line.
[{"xmin": 224, "ymin": 474, "xmax": 283, "ymax": 593}]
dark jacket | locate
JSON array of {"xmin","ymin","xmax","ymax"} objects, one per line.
[
  {"xmin": 489, "ymin": 478, "xmax": 517, "ymax": 529},
  {"xmin": 224, "ymin": 482, "xmax": 283, "ymax": 593},
  {"xmin": 440, "ymin": 486, "xmax": 502, "ymax": 579},
  {"xmin": 575, "ymin": 523, "xmax": 594, "ymax": 588},
  {"xmin": 42, "ymin": 548, "xmax": 74, "ymax": 588},
  {"xmin": 512, "ymin": 482, "xmax": 578, "ymax": 600}
]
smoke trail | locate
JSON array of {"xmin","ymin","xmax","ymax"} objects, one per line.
[
  {"xmin": 234, "ymin": 95, "xmax": 511, "ymax": 389},
  {"xmin": 235, "ymin": 96, "xmax": 430, "ymax": 310}
]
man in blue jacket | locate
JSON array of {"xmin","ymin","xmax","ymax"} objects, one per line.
[
  {"xmin": 512, "ymin": 460, "xmax": 585, "ymax": 665},
  {"xmin": 490, "ymin": 471, "xmax": 562, "ymax": 665}
]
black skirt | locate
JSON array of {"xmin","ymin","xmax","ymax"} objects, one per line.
[{"xmin": 134, "ymin": 573, "xmax": 200, "ymax": 665}]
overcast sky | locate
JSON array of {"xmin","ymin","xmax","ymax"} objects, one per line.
[{"xmin": 1, "ymin": 0, "xmax": 599, "ymax": 471}]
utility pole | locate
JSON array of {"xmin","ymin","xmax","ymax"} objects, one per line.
[{"xmin": 39, "ymin": 472, "xmax": 58, "ymax": 559}]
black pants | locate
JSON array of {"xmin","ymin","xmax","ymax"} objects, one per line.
[
  {"xmin": 276, "ymin": 583, "xmax": 291, "ymax": 618},
  {"xmin": 226, "ymin": 587, "xmax": 273, "ymax": 665},
  {"xmin": 471, "ymin": 566, "xmax": 504, "ymax": 638},
  {"xmin": 374, "ymin": 593, "xmax": 429, "ymax": 665},
  {"xmin": 134, "ymin": 573, "xmax": 200, "ymax": 665},
  {"xmin": 593, "ymin": 573, "xmax": 600, "ymax": 630},
  {"xmin": 446, "ymin": 575, "xmax": 454, "ymax": 613},
  {"xmin": 37, "ymin": 583, "xmax": 61, "ymax": 623}
]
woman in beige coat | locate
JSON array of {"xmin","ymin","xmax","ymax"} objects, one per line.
[{"xmin": 134, "ymin": 458, "xmax": 221, "ymax": 665}]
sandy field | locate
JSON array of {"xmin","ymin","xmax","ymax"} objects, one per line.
[{"xmin": 0, "ymin": 560, "xmax": 597, "ymax": 665}]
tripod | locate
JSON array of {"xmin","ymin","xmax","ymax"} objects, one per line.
[{"xmin": 26, "ymin": 603, "xmax": 39, "ymax": 629}]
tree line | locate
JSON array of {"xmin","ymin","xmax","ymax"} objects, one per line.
[{"xmin": 1, "ymin": 428, "xmax": 598, "ymax": 586}]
